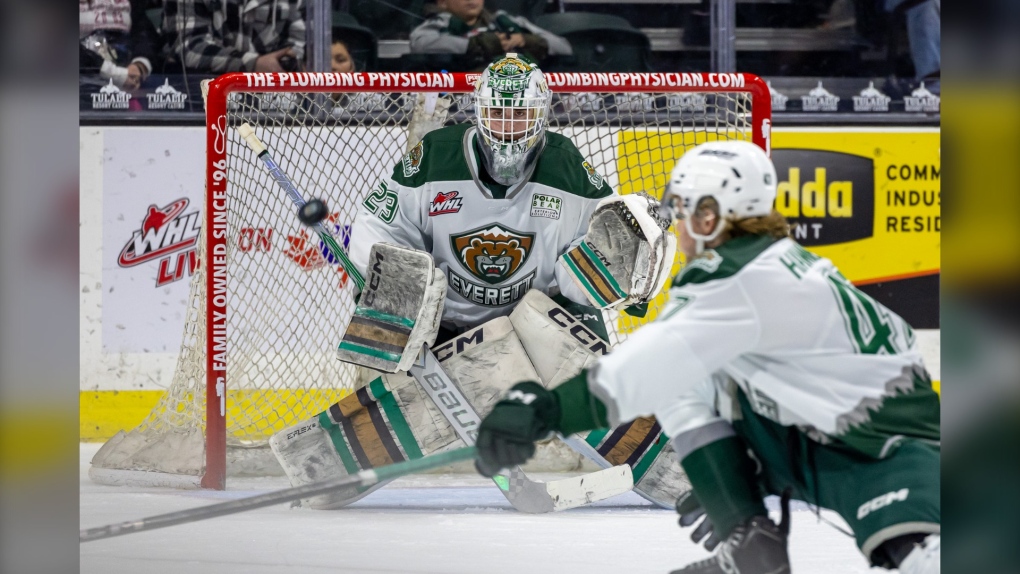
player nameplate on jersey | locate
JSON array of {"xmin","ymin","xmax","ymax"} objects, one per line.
[
  {"xmin": 530, "ymin": 193, "xmax": 562, "ymax": 219},
  {"xmin": 449, "ymin": 224, "xmax": 536, "ymax": 307}
]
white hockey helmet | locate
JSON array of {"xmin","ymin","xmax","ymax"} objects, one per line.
[
  {"xmin": 474, "ymin": 53, "xmax": 552, "ymax": 185},
  {"xmin": 661, "ymin": 140, "xmax": 777, "ymax": 251}
]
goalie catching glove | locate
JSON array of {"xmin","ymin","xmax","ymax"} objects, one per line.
[{"xmin": 560, "ymin": 194, "xmax": 676, "ymax": 309}]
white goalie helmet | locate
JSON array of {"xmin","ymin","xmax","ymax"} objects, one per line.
[
  {"xmin": 474, "ymin": 53, "xmax": 552, "ymax": 185},
  {"xmin": 661, "ymin": 140, "xmax": 777, "ymax": 251}
]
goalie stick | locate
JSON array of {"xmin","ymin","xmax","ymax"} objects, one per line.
[
  {"xmin": 81, "ymin": 447, "xmax": 476, "ymax": 542},
  {"xmin": 237, "ymin": 123, "xmax": 634, "ymax": 513}
]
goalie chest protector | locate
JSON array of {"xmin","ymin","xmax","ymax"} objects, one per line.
[{"xmin": 349, "ymin": 122, "xmax": 613, "ymax": 329}]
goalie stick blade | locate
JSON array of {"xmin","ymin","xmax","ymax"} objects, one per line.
[{"xmin": 497, "ymin": 465, "xmax": 634, "ymax": 513}]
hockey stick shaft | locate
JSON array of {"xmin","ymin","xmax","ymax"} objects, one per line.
[
  {"xmin": 236, "ymin": 123, "xmax": 365, "ymax": 291},
  {"xmin": 237, "ymin": 124, "xmax": 633, "ymax": 512},
  {"xmin": 80, "ymin": 447, "xmax": 475, "ymax": 543}
]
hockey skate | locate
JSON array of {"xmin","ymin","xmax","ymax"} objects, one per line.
[{"xmin": 671, "ymin": 515, "xmax": 790, "ymax": 574}]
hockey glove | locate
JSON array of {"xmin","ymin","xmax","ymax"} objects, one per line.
[
  {"xmin": 676, "ymin": 490, "xmax": 721, "ymax": 551},
  {"xmin": 475, "ymin": 382, "xmax": 559, "ymax": 477}
]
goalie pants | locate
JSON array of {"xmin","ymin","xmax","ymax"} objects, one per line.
[{"xmin": 731, "ymin": 389, "xmax": 941, "ymax": 561}]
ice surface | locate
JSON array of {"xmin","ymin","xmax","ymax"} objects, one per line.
[{"xmin": 80, "ymin": 444, "xmax": 872, "ymax": 574}]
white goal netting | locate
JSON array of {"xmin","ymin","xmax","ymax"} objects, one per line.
[{"xmin": 90, "ymin": 72, "xmax": 766, "ymax": 488}]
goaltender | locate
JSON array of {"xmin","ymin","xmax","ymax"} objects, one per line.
[{"xmin": 270, "ymin": 53, "xmax": 688, "ymax": 509}]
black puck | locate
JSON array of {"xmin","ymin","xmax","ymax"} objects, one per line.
[{"xmin": 298, "ymin": 198, "xmax": 329, "ymax": 226}]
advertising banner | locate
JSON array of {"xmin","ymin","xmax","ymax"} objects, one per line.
[
  {"xmin": 101, "ymin": 128, "xmax": 205, "ymax": 353},
  {"xmin": 772, "ymin": 130, "xmax": 940, "ymax": 328},
  {"xmin": 617, "ymin": 128, "xmax": 940, "ymax": 329}
]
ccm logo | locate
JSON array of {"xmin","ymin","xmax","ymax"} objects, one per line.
[
  {"xmin": 363, "ymin": 251, "xmax": 385, "ymax": 305},
  {"xmin": 857, "ymin": 488, "xmax": 909, "ymax": 520},
  {"xmin": 548, "ymin": 308, "xmax": 610, "ymax": 356}
]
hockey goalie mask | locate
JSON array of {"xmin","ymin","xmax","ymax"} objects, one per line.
[
  {"xmin": 474, "ymin": 53, "xmax": 552, "ymax": 186},
  {"xmin": 661, "ymin": 140, "xmax": 777, "ymax": 253}
]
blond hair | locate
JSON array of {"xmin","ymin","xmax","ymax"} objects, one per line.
[{"xmin": 694, "ymin": 197, "xmax": 790, "ymax": 240}]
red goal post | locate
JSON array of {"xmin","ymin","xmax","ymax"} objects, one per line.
[{"xmin": 88, "ymin": 71, "xmax": 770, "ymax": 491}]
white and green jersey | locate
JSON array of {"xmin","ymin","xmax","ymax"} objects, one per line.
[
  {"xmin": 592, "ymin": 235, "xmax": 932, "ymax": 457},
  {"xmin": 348, "ymin": 122, "xmax": 614, "ymax": 329}
]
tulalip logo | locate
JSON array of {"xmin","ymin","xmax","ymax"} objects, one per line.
[
  {"xmin": 768, "ymin": 81, "xmax": 789, "ymax": 112},
  {"xmin": 147, "ymin": 78, "xmax": 188, "ymax": 110},
  {"xmin": 92, "ymin": 78, "xmax": 131, "ymax": 110},
  {"xmin": 429, "ymin": 190, "xmax": 463, "ymax": 216},
  {"xmin": 118, "ymin": 198, "xmax": 202, "ymax": 286}
]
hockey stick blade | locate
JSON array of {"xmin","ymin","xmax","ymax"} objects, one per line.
[
  {"xmin": 559, "ymin": 434, "xmax": 675, "ymax": 509},
  {"xmin": 80, "ymin": 447, "xmax": 476, "ymax": 543},
  {"xmin": 410, "ymin": 347, "xmax": 634, "ymax": 513},
  {"xmin": 239, "ymin": 123, "xmax": 635, "ymax": 513},
  {"xmin": 492, "ymin": 465, "xmax": 633, "ymax": 513}
]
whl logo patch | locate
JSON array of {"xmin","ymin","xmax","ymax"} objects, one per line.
[
  {"xmin": 117, "ymin": 198, "xmax": 201, "ymax": 287},
  {"xmin": 429, "ymin": 191, "xmax": 463, "ymax": 216},
  {"xmin": 451, "ymin": 224, "xmax": 534, "ymax": 285}
]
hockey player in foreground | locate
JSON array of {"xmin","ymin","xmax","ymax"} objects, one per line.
[
  {"xmin": 269, "ymin": 53, "xmax": 688, "ymax": 509},
  {"xmin": 474, "ymin": 140, "xmax": 941, "ymax": 573}
]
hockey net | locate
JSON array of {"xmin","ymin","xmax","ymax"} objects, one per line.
[{"xmin": 90, "ymin": 72, "xmax": 770, "ymax": 489}]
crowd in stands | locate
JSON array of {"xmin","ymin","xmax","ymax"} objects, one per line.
[{"xmin": 80, "ymin": 0, "xmax": 940, "ymax": 107}]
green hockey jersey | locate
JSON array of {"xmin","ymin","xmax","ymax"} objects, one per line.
[{"xmin": 591, "ymin": 235, "xmax": 936, "ymax": 459}]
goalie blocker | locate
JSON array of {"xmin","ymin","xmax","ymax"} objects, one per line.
[
  {"xmin": 560, "ymin": 194, "xmax": 677, "ymax": 309},
  {"xmin": 272, "ymin": 290, "xmax": 689, "ymax": 509},
  {"xmin": 336, "ymin": 243, "xmax": 446, "ymax": 373}
]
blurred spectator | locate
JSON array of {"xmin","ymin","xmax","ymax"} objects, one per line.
[
  {"xmin": 886, "ymin": 0, "xmax": 939, "ymax": 93},
  {"xmin": 80, "ymin": 0, "xmax": 161, "ymax": 91},
  {"xmin": 410, "ymin": 0, "xmax": 571, "ymax": 66},
  {"xmin": 332, "ymin": 38, "xmax": 356, "ymax": 73},
  {"xmin": 162, "ymin": 0, "xmax": 305, "ymax": 73}
]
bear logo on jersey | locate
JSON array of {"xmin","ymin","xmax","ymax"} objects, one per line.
[
  {"xmin": 402, "ymin": 140, "xmax": 425, "ymax": 178},
  {"xmin": 451, "ymin": 225, "xmax": 534, "ymax": 285}
]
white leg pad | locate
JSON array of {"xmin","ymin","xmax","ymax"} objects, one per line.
[
  {"xmin": 268, "ymin": 419, "xmax": 376, "ymax": 509},
  {"xmin": 509, "ymin": 290, "xmax": 611, "ymax": 387},
  {"xmin": 509, "ymin": 289, "xmax": 691, "ymax": 506}
]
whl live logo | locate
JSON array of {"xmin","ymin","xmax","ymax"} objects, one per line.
[{"xmin": 118, "ymin": 198, "xmax": 201, "ymax": 287}]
